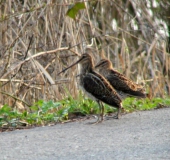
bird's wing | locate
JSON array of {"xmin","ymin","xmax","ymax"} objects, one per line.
[
  {"xmin": 83, "ymin": 73, "xmax": 121, "ymax": 107},
  {"xmin": 108, "ymin": 69, "xmax": 143, "ymax": 91}
]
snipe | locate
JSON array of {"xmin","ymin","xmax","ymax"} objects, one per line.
[
  {"xmin": 58, "ymin": 53, "xmax": 123, "ymax": 123},
  {"xmin": 95, "ymin": 59, "xmax": 146, "ymax": 99}
]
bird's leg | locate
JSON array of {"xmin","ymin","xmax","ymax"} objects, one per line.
[
  {"xmin": 112, "ymin": 103, "xmax": 123, "ymax": 119},
  {"xmin": 106, "ymin": 105, "xmax": 123, "ymax": 120},
  {"xmin": 100, "ymin": 102, "xmax": 105, "ymax": 121},
  {"xmin": 95, "ymin": 101, "xmax": 105, "ymax": 123},
  {"xmin": 112, "ymin": 108, "xmax": 121, "ymax": 119},
  {"xmin": 87, "ymin": 101, "xmax": 103, "ymax": 124}
]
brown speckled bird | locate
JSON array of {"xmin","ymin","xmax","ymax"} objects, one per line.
[
  {"xmin": 95, "ymin": 59, "xmax": 146, "ymax": 99},
  {"xmin": 58, "ymin": 53, "xmax": 123, "ymax": 123}
]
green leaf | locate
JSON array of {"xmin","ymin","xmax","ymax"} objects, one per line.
[
  {"xmin": 30, "ymin": 105, "xmax": 39, "ymax": 111},
  {"xmin": 66, "ymin": 2, "xmax": 85, "ymax": 19},
  {"xmin": 0, "ymin": 116, "xmax": 5, "ymax": 121},
  {"xmin": 0, "ymin": 105, "xmax": 11, "ymax": 115}
]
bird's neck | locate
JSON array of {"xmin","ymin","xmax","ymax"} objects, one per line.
[
  {"xmin": 80, "ymin": 63, "xmax": 94, "ymax": 74},
  {"xmin": 99, "ymin": 67, "xmax": 110, "ymax": 75}
]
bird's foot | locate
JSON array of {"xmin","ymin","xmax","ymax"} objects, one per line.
[
  {"xmin": 105, "ymin": 113, "xmax": 120, "ymax": 120},
  {"xmin": 86, "ymin": 115, "xmax": 103, "ymax": 125},
  {"xmin": 87, "ymin": 120, "xmax": 103, "ymax": 125}
]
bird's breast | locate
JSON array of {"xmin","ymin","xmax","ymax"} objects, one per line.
[{"xmin": 78, "ymin": 74, "xmax": 97, "ymax": 101}]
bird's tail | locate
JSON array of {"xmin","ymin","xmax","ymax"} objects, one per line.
[{"xmin": 129, "ymin": 90, "xmax": 146, "ymax": 98}]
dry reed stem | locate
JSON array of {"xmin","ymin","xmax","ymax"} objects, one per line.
[{"xmin": 0, "ymin": 0, "xmax": 169, "ymax": 109}]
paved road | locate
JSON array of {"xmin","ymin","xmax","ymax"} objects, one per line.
[{"xmin": 0, "ymin": 108, "xmax": 170, "ymax": 160}]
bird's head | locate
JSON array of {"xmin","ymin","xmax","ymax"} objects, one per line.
[
  {"xmin": 58, "ymin": 53, "xmax": 94, "ymax": 75},
  {"xmin": 95, "ymin": 59, "xmax": 112, "ymax": 70}
]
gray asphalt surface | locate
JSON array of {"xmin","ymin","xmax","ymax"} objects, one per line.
[{"xmin": 0, "ymin": 108, "xmax": 170, "ymax": 160}]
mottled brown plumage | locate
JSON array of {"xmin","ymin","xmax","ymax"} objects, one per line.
[
  {"xmin": 95, "ymin": 59, "xmax": 146, "ymax": 99},
  {"xmin": 58, "ymin": 53, "xmax": 123, "ymax": 123}
]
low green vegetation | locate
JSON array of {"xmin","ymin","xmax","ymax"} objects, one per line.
[{"xmin": 0, "ymin": 93, "xmax": 170, "ymax": 131}]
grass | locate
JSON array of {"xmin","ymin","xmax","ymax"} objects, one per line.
[{"xmin": 0, "ymin": 93, "xmax": 170, "ymax": 132}]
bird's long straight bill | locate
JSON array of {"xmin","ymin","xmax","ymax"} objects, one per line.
[{"xmin": 58, "ymin": 57, "xmax": 83, "ymax": 75}]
